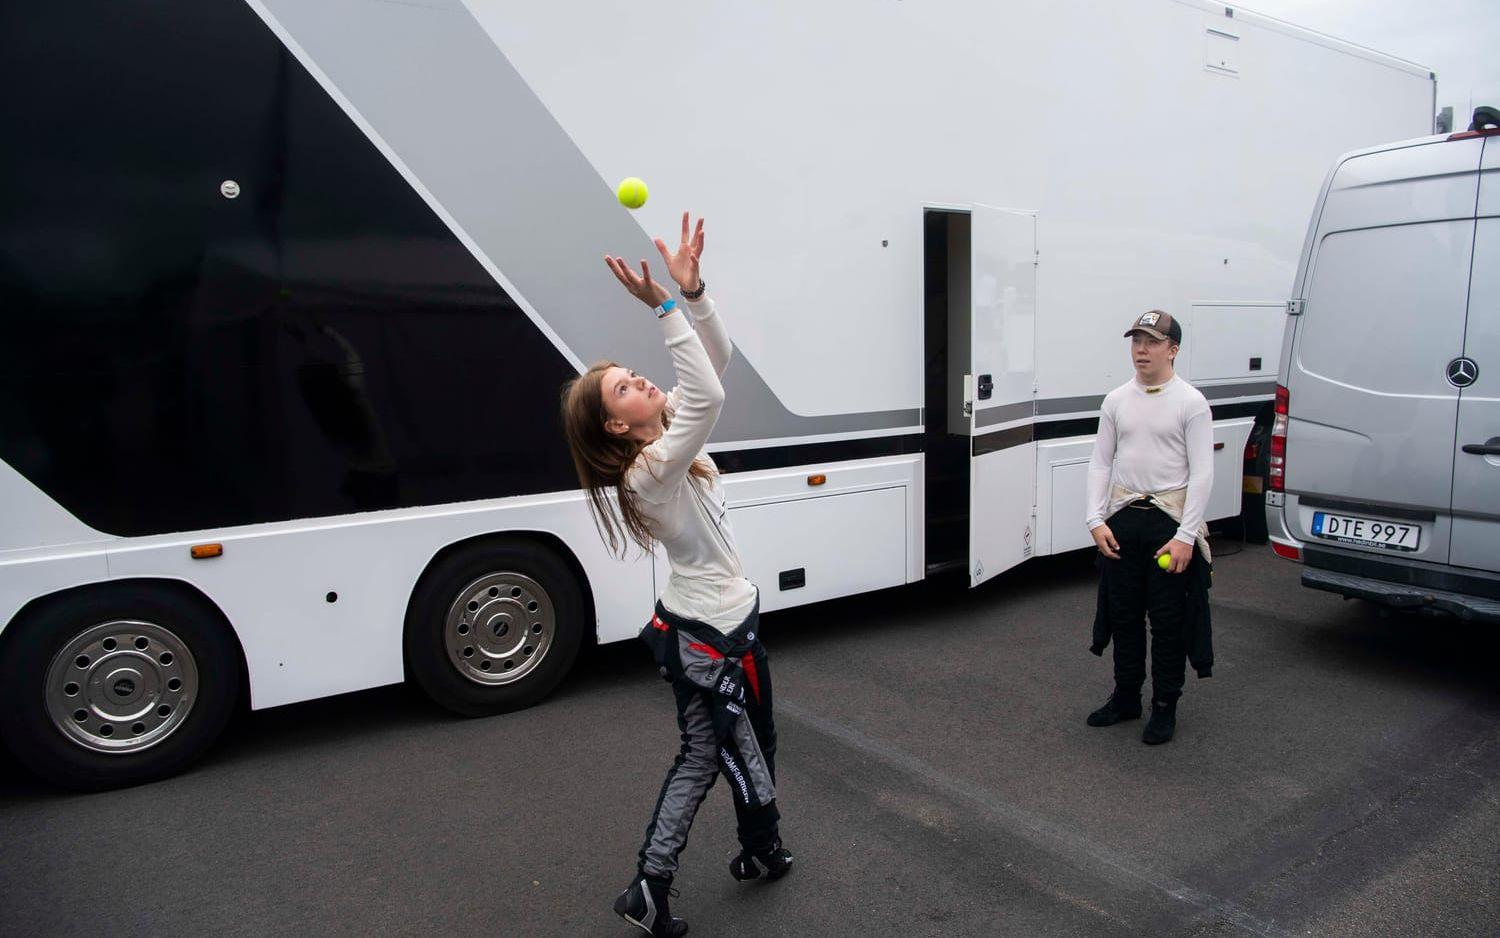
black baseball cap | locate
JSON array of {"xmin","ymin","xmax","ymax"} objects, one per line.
[{"xmin": 1124, "ymin": 309, "xmax": 1182, "ymax": 345}]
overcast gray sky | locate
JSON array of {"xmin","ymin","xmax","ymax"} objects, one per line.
[{"xmin": 1240, "ymin": 0, "xmax": 1499, "ymax": 127}]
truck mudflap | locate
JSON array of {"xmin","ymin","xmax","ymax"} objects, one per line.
[{"xmin": 1302, "ymin": 567, "xmax": 1500, "ymax": 623}]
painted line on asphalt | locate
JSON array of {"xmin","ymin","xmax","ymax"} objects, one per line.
[{"xmin": 777, "ymin": 699, "xmax": 1289, "ymax": 938}]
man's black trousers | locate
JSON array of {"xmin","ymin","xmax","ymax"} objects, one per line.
[{"xmin": 1102, "ymin": 503, "xmax": 1192, "ymax": 701}]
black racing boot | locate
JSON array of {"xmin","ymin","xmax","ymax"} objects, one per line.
[
  {"xmin": 1086, "ymin": 688, "xmax": 1142, "ymax": 727},
  {"xmin": 729, "ymin": 839, "xmax": 795, "ymax": 882},
  {"xmin": 613, "ymin": 874, "xmax": 689, "ymax": 937},
  {"xmin": 1142, "ymin": 697, "xmax": 1177, "ymax": 745}
]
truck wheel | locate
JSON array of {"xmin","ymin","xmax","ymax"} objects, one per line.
[
  {"xmin": 0, "ymin": 585, "xmax": 241, "ymax": 791},
  {"xmin": 404, "ymin": 541, "xmax": 586, "ymax": 717},
  {"xmin": 1239, "ymin": 418, "xmax": 1272, "ymax": 544}
]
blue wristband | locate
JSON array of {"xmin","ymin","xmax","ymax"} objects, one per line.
[{"xmin": 656, "ymin": 299, "xmax": 677, "ymax": 318}]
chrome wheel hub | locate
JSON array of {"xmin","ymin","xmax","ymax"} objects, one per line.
[
  {"xmin": 45, "ymin": 620, "xmax": 198, "ymax": 754},
  {"xmin": 444, "ymin": 572, "xmax": 556, "ymax": 686}
]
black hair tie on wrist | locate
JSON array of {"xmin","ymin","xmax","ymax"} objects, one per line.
[{"xmin": 681, "ymin": 278, "xmax": 706, "ymax": 301}]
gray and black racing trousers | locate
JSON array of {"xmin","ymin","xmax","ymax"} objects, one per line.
[{"xmin": 636, "ymin": 608, "xmax": 779, "ymax": 882}]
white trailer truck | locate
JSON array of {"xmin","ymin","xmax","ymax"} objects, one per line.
[{"xmin": 0, "ymin": 0, "xmax": 1435, "ymax": 787}]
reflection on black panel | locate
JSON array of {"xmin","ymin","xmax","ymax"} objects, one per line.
[{"xmin": 0, "ymin": 1, "xmax": 579, "ymax": 536}]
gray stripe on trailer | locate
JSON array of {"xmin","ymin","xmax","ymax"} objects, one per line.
[
  {"xmin": 974, "ymin": 400, "xmax": 1036, "ymax": 428},
  {"xmin": 1036, "ymin": 394, "xmax": 1105, "ymax": 416},
  {"xmin": 1202, "ymin": 381, "xmax": 1277, "ymax": 400},
  {"xmin": 253, "ymin": 0, "xmax": 917, "ymax": 444},
  {"xmin": 1035, "ymin": 381, "xmax": 1275, "ymax": 417}
]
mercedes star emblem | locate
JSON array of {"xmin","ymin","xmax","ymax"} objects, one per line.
[{"xmin": 1446, "ymin": 357, "xmax": 1479, "ymax": 388}]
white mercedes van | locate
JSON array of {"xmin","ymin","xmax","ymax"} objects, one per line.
[{"xmin": 1268, "ymin": 108, "xmax": 1500, "ymax": 623}]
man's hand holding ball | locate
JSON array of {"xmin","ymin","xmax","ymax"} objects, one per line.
[{"xmin": 1155, "ymin": 539, "xmax": 1193, "ymax": 574}]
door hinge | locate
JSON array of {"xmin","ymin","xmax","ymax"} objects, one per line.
[
  {"xmin": 962, "ymin": 374, "xmax": 975, "ymax": 416},
  {"xmin": 1286, "ymin": 298, "xmax": 1305, "ymax": 316}
]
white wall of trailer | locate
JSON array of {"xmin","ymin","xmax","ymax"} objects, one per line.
[
  {"xmin": 0, "ymin": 0, "xmax": 1438, "ymax": 713},
  {"xmin": 0, "ymin": 454, "xmax": 922, "ymax": 710},
  {"xmin": 0, "ymin": 482, "xmax": 646, "ymax": 709},
  {"xmin": 464, "ymin": 0, "xmax": 1433, "ymax": 419},
  {"xmin": 1032, "ymin": 420, "xmax": 1255, "ymax": 557},
  {"xmin": 705, "ymin": 456, "xmax": 924, "ymax": 614}
]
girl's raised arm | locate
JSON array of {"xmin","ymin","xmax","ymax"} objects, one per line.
[
  {"xmin": 603, "ymin": 245, "xmax": 723, "ymax": 501},
  {"xmin": 638, "ymin": 306, "xmax": 724, "ymax": 499},
  {"xmin": 654, "ymin": 214, "xmax": 731, "ymax": 379}
]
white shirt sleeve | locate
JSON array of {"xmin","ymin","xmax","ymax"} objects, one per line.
[
  {"xmin": 1176, "ymin": 398, "xmax": 1215, "ymax": 544},
  {"xmin": 1085, "ymin": 401, "xmax": 1117, "ymax": 531},
  {"xmin": 630, "ymin": 307, "xmax": 725, "ymax": 504},
  {"xmin": 684, "ymin": 295, "xmax": 732, "ymax": 378}
]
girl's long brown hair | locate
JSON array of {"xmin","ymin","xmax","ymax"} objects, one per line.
[{"xmin": 561, "ymin": 361, "xmax": 713, "ymax": 557}]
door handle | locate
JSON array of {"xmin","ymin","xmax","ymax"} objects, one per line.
[
  {"xmin": 977, "ymin": 374, "xmax": 993, "ymax": 400},
  {"xmin": 1461, "ymin": 442, "xmax": 1500, "ymax": 456}
]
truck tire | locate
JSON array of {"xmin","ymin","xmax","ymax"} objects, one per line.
[
  {"xmin": 1239, "ymin": 417, "xmax": 1272, "ymax": 544},
  {"xmin": 404, "ymin": 540, "xmax": 586, "ymax": 717},
  {"xmin": 0, "ymin": 585, "xmax": 241, "ymax": 791}
]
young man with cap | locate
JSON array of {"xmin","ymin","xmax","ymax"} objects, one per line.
[{"xmin": 1084, "ymin": 309, "xmax": 1214, "ymax": 745}]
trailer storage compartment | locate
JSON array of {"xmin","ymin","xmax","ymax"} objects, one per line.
[
  {"xmin": 707, "ymin": 455, "xmax": 918, "ymax": 613},
  {"xmin": 731, "ymin": 486, "xmax": 908, "ymax": 613}
]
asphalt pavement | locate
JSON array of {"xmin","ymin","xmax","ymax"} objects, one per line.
[{"xmin": 3, "ymin": 540, "xmax": 1498, "ymax": 937}]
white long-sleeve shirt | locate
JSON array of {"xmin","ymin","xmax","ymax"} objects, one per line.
[
  {"xmin": 1085, "ymin": 374, "xmax": 1214, "ymax": 545},
  {"xmin": 626, "ymin": 295, "xmax": 758, "ymax": 634}
]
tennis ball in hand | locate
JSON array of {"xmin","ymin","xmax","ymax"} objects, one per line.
[
  {"xmin": 1158, "ymin": 553, "xmax": 1173, "ymax": 570},
  {"xmin": 616, "ymin": 177, "xmax": 648, "ymax": 209}
]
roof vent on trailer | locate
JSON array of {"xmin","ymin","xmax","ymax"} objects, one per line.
[{"xmin": 1449, "ymin": 106, "xmax": 1500, "ymax": 140}]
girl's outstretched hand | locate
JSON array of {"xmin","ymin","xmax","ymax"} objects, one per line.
[
  {"xmin": 653, "ymin": 213, "xmax": 704, "ymax": 294},
  {"xmin": 605, "ymin": 255, "xmax": 671, "ymax": 309}
]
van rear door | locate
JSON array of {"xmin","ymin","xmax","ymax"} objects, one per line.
[
  {"xmin": 1450, "ymin": 138, "xmax": 1500, "ymax": 574},
  {"xmin": 1287, "ymin": 139, "xmax": 1484, "ymax": 563}
]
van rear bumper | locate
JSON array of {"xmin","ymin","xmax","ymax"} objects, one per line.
[{"xmin": 1301, "ymin": 568, "xmax": 1500, "ymax": 623}]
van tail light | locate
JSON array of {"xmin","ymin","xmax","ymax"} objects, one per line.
[
  {"xmin": 1446, "ymin": 128, "xmax": 1500, "ymax": 140},
  {"xmin": 1269, "ymin": 384, "xmax": 1289, "ymax": 493},
  {"xmin": 1271, "ymin": 541, "xmax": 1302, "ymax": 562}
]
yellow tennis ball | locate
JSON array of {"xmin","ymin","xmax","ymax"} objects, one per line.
[
  {"xmin": 616, "ymin": 177, "xmax": 648, "ymax": 209},
  {"xmin": 1158, "ymin": 553, "xmax": 1172, "ymax": 570}
]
